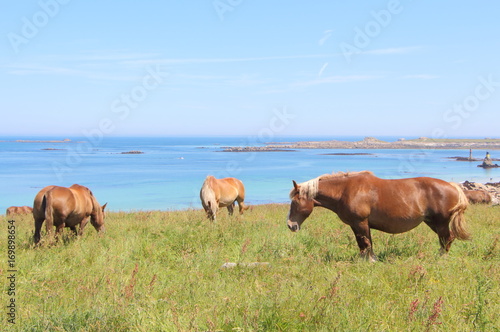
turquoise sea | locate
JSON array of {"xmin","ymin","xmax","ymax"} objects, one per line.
[{"xmin": 1, "ymin": 136, "xmax": 498, "ymax": 212}]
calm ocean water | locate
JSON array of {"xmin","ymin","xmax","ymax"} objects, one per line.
[{"xmin": 1, "ymin": 136, "xmax": 498, "ymax": 212}]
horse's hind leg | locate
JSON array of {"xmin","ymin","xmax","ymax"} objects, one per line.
[
  {"xmin": 55, "ymin": 223, "xmax": 65, "ymax": 242},
  {"xmin": 349, "ymin": 220, "xmax": 377, "ymax": 262},
  {"xmin": 424, "ymin": 217, "xmax": 454, "ymax": 254},
  {"xmin": 227, "ymin": 202, "xmax": 235, "ymax": 216},
  {"xmin": 44, "ymin": 217, "xmax": 56, "ymax": 243},
  {"xmin": 236, "ymin": 197, "xmax": 249, "ymax": 215},
  {"xmin": 33, "ymin": 217, "xmax": 44, "ymax": 244}
]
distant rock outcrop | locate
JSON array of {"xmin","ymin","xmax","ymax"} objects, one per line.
[
  {"xmin": 121, "ymin": 150, "xmax": 144, "ymax": 154},
  {"xmin": 222, "ymin": 137, "xmax": 500, "ymax": 152}
]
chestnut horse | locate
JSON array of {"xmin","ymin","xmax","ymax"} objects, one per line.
[
  {"xmin": 200, "ymin": 176, "xmax": 249, "ymax": 221},
  {"xmin": 33, "ymin": 184, "xmax": 107, "ymax": 244},
  {"xmin": 287, "ymin": 171, "xmax": 469, "ymax": 261},
  {"xmin": 6, "ymin": 206, "xmax": 33, "ymax": 215},
  {"xmin": 463, "ymin": 189, "xmax": 492, "ymax": 204}
]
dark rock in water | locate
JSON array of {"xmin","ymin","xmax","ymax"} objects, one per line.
[
  {"xmin": 478, "ymin": 163, "xmax": 500, "ymax": 168},
  {"xmin": 320, "ymin": 153, "xmax": 374, "ymax": 156},
  {"xmin": 449, "ymin": 156, "xmax": 481, "ymax": 161},
  {"xmin": 121, "ymin": 150, "xmax": 144, "ymax": 154},
  {"xmin": 221, "ymin": 146, "xmax": 295, "ymax": 152}
]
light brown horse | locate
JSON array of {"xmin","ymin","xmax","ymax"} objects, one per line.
[
  {"xmin": 287, "ymin": 171, "xmax": 469, "ymax": 261},
  {"xmin": 33, "ymin": 184, "xmax": 107, "ymax": 244},
  {"xmin": 463, "ymin": 189, "xmax": 492, "ymax": 204},
  {"xmin": 6, "ymin": 206, "xmax": 33, "ymax": 215},
  {"xmin": 200, "ymin": 176, "xmax": 249, "ymax": 221}
]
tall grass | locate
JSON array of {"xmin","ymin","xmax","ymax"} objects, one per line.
[{"xmin": 2, "ymin": 204, "xmax": 499, "ymax": 331}]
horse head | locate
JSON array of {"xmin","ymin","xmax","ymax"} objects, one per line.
[
  {"xmin": 287, "ymin": 180, "xmax": 318, "ymax": 232},
  {"xmin": 90, "ymin": 202, "xmax": 107, "ymax": 232}
]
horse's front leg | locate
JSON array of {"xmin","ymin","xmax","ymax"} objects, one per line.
[
  {"xmin": 78, "ymin": 218, "xmax": 90, "ymax": 236},
  {"xmin": 69, "ymin": 226, "xmax": 78, "ymax": 235},
  {"xmin": 350, "ymin": 220, "xmax": 377, "ymax": 262}
]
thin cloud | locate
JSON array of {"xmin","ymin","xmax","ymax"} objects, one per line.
[
  {"xmin": 403, "ymin": 74, "xmax": 440, "ymax": 80},
  {"xmin": 76, "ymin": 51, "xmax": 161, "ymax": 62},
  {"xmin": 120, "ymin": 46, "xmax": 423, "ymax": 66},
  {"xmin": 363, "ymin": 46, "xmax": 423, "ymax": 55},
  {"xmin": 121, "ymin": 53, "xmax": 340, "ymax": 66},
  {"xmin": 5, "ymin": 63, "xmax": 140, "ymax": 81},
  {"xmin": 294, "ymin": 75, "xmax": 383, "ymax": 87}
]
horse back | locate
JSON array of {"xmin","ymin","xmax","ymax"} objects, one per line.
[
  {"xmin": 371, "ymin": 176, "xmax": 461, "ymax": 216},
  {"xmin": 6, "ymin": 206, "xmax": 32, "ymax": 215},
  {"xmin": 219, "ymin": 178, "xmax": 245, "ymax": 198},
  {"xmin": 69, "ymin": 184, "xmax": 95, "ymax": 215},
  {"xmin": 34, "ymin": 185, "xmax": 90, "ymax": 225},
  {"xmin": 339, "ymin": 175, "xmax": 461, "ymax": 220}
]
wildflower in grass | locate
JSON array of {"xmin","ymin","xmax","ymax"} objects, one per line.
[
  {"xmin": 408, "ymin": 298, "xmax": 420, "ymax": 321},
  {"xmin": 426, "ymin": 296, "xmax": 444, "ymax": 330}
]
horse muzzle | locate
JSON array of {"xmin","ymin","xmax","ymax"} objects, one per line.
[{"xmin": 287, "ymin": 220, "xmax": 300, "ymax": 232}]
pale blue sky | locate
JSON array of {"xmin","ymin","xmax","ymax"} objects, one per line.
[{"xmin": 1, "ymin": 1, "xmax": 499, "ymax": 138}]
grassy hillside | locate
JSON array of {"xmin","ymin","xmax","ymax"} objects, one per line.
[{"xmin": 2, "ymin": 204, "xmax": 499, "ymax": 331}]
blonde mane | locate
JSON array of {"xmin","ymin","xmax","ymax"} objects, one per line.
[{"xmin": 290, "ymin": 171, "xmax": 373, "ymax": 200}]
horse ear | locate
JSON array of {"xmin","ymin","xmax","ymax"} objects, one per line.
[
  {"xmin": 102, "ymin": 203, "xmax": 107, "ymax": 211},
  {"xmin": 313, "ymin": 199, "xmax": 322, "ymax": 207},
  {"xmin": 292, "ymin": 180, "xmax": 299, "ymax": 190}
]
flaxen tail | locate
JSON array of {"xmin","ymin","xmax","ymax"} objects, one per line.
[
  {"xmin": 448, "ymin": 182, "xmax": 470, "ymax": 240},
  {"xmin": 43, "ymin": 192, "xmax": 55, "ymax": 234},
  {"xmin": 200, "ymin": 176, "xmax": 218, "ymax": 220}
]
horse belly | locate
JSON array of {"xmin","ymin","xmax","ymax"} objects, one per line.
[
  {"xmin": 218, "ymin": 197, "xmax": 235, "ymax": 208},
  {"xmin": 217, "ymin": 186, "xmax": 238, "ymax": 207},
  {"xmin": 61, "ymin": 209, "xmax": 89, "ymax": 227},
  {"xmin": 51, "ymin": 196, "xmax": 82, "ymax": 227},
  {"xmin": 369, "ymin": 215, "xmax": 424, "ymax": 234}
]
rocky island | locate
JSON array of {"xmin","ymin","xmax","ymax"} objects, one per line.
[{"xmin": 222, "ymin": 137, "xmax": 500, "ymax": 152}]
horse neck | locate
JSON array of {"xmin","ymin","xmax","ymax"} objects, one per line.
[{"xmin": 315, "ymin": 177, "xmax": 346, "ymax": 211}]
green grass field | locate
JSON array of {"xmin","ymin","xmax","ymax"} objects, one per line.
[{"xmin": 2, "ymin": 204, "xmax": 499, "ymax": 331}]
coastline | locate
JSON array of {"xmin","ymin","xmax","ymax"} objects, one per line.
[{"xmin": 222, "ymin": 137, "xmax": 500, "ymax": 152}]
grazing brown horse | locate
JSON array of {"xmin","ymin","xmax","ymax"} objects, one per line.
[
  {"xmin": 287, "ymin": 171, "xmax": 469, "ymax": 261},
  {"xmin": 6, "ymin": 205, "xmax": 33, "ymax": 215},
  {"xmin": 33, "ymin": 184, "xmax": 107, "ymax": 244},
  {"xmin": 463, "ymin": 189, "xmax": 492, "ymax": 204},
  {"xmin": 200, "ymin": 176, "xmax": 249, "ymax": 221}
]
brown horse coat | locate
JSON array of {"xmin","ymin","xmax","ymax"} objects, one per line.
[
  {"xmin": 200, "ymin": 176, "xmax": 249, "ymax": 221},
  {"xmin": 463, "ymin": 189, "xmax": 492, "ymax": 204},
  {"xmin": 33, "ymin": 184, "xmax": 106, "ymax": 244},
  {"xmin": 6, "ymin": 206, "xmax": 33, "ymax": 215},
  {"xmin": 287, "ymin": 171, "xmax": 469, "ymax": 261}
]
